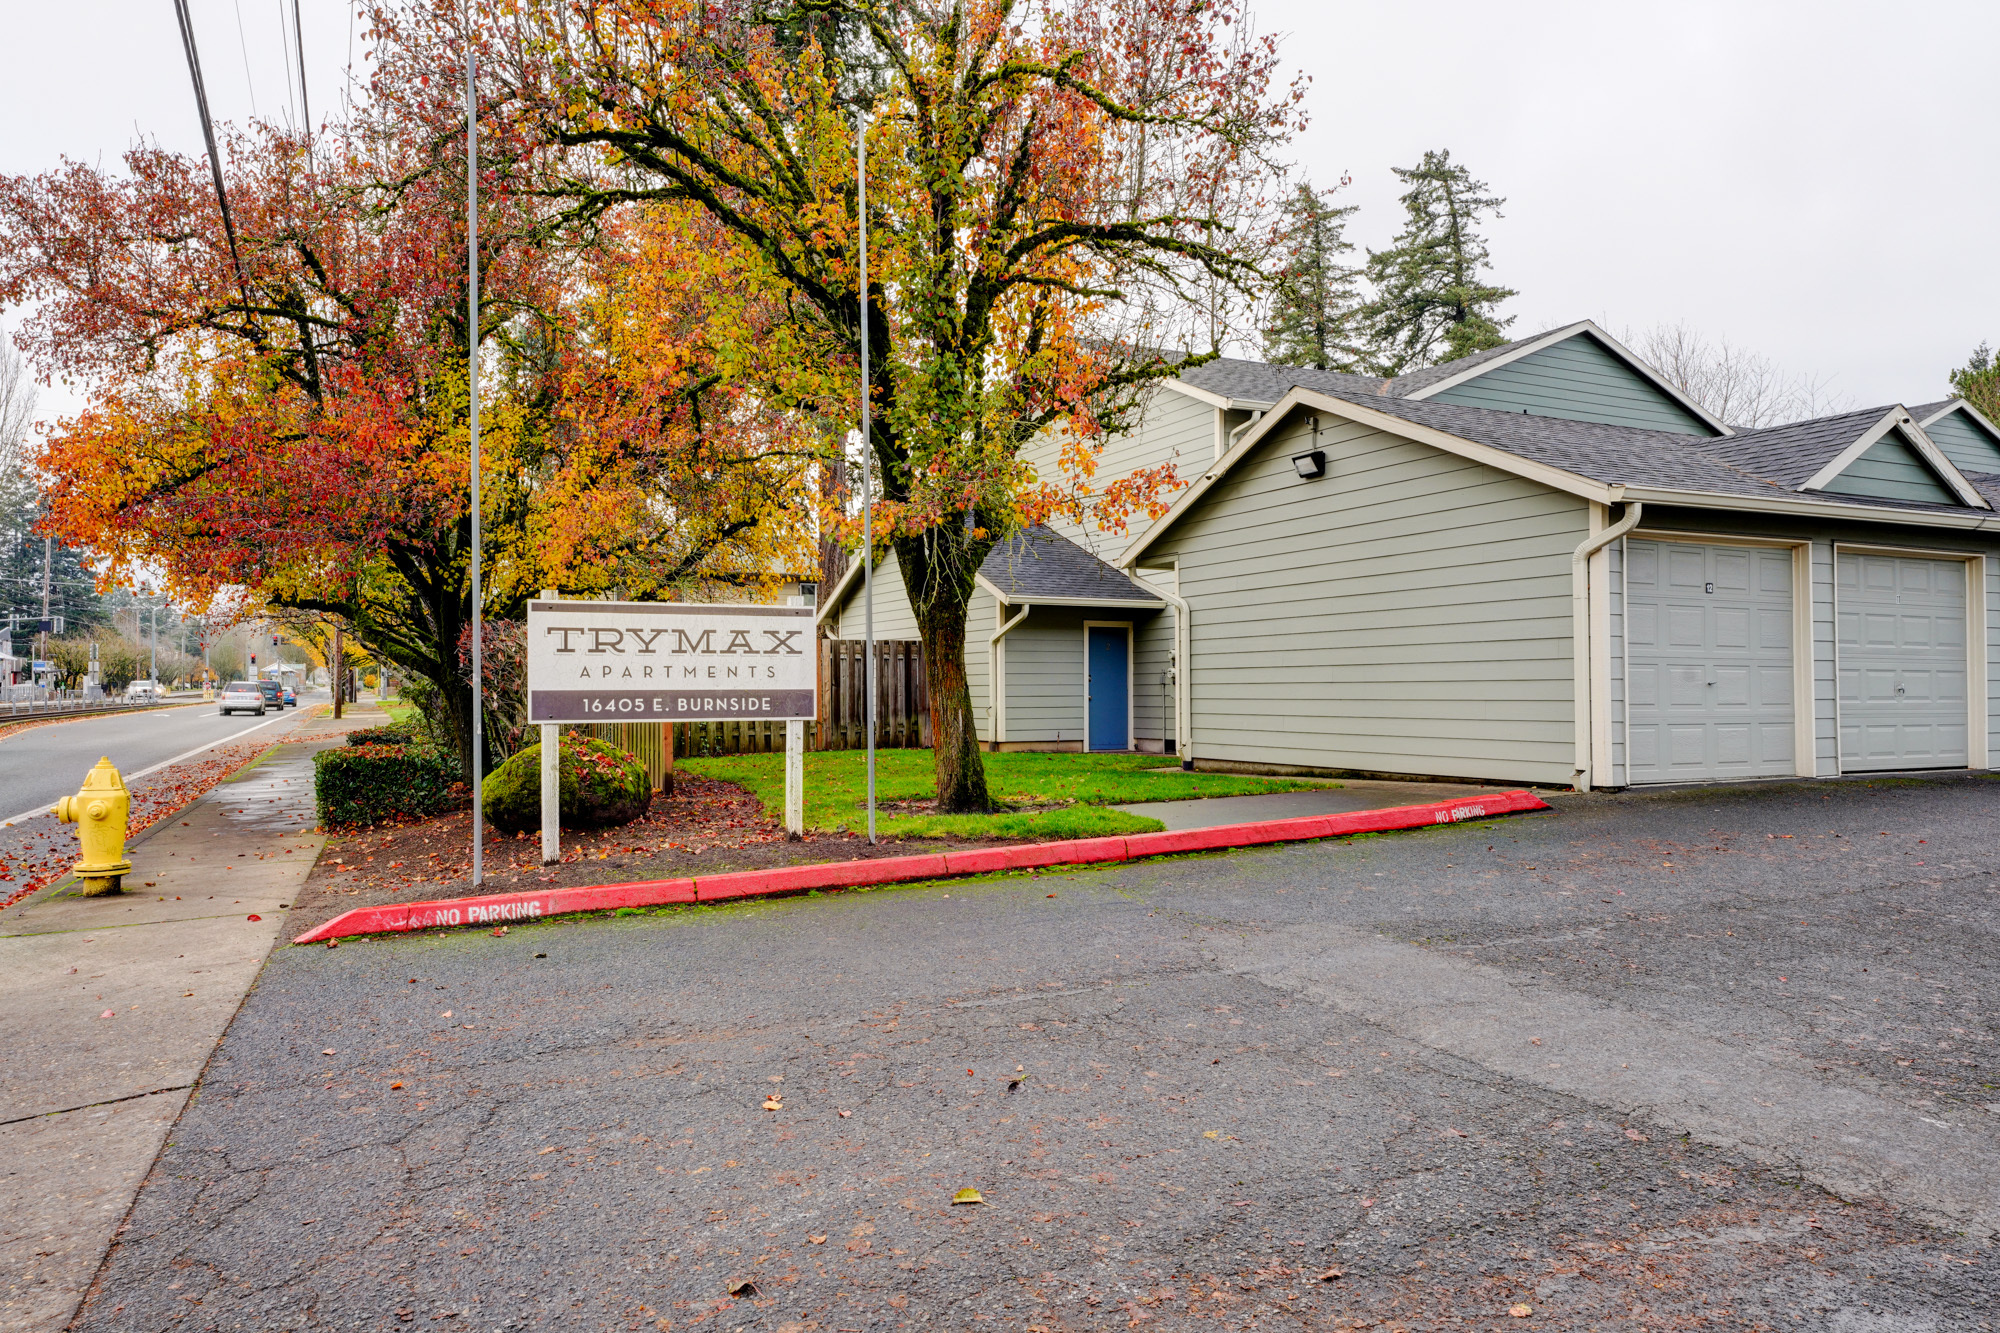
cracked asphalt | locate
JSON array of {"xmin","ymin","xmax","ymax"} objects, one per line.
[{"xmin": 75, "ymin": 774, "xmax": 1998, "ymax": 1331}]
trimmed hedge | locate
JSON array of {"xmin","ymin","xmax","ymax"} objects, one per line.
[
  {"xmin": 344, "ymin": 721, "xmax": 422, "ymax": 747},
  {"xmin": 482, "ymin": 733, "xmax": 651, "ymax": 834},
  {"xmin": 314, "ymin": 744, "xmax": 465, "ymax": 828}
]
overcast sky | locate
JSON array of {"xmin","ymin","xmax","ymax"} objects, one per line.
[{"xmin": 2, "ymin": 0, "xmax": 1993, "ymax": 425}]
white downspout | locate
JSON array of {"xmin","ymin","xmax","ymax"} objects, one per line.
[
  {"xmin": 1571, "ymin": 491, "xmax": 1641, "ymax": 792},
  {"xmin": 1225, "ymin": 409, "xmax": 1264, "ymax": 457},
  {"xmin": 988, "ymin": 601, "xmax": 1030, "ymax": 750},
  {"xmin": 1142, "ymin": 563, "xmax": 1192, "ymax": 768}
]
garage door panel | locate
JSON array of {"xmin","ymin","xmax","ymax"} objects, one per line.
[
  {"xmin": 1712, "ymin": 550, "xmax": 1751, "ymax": 591},
  {"xmin": 1626, "ymin": 540, "xmax": 1795, "ymax": 783},
  {"xmin": 1836, "ymin": 552, "xmax": 1970, "ymax": 772},
  {"xmin": 1669, "ymin": 726, "xmax": 1705, "ymax": 767},
  {"xmin": 1759, "ymin": 724, "xmax": 1795, "ymax": 763},
  {"xmin": 1666, "ymin": 606, "xmax": 1703, "ymax": 646},
  {"xmin": 1758, "ymin": 609, "xmax": 1791, "ymax": 649}
]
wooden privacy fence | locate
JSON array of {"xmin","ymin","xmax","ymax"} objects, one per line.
[
  {"xmin": 818, "ymin": 638, "xmax": 929, "ymax": 751},
  {"xmin": 585, "ymin": 638, "xmax": 929, "ymax": 776}
]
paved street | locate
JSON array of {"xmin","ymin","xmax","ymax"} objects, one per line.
[
  {"xmin": 67, "ymin": 775, "xmax": 2000, "ymax": 1331},
  {"xmin": 0, "ymin": 707, "xmax": 376, "ymax": 1333},
  {"xmin": 0, "ymin": 691, "xmax": 327, "ymax": 825}
]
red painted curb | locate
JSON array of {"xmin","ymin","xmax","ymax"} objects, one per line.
[{"xmin": 291, "ymin": 788, "xmax": 1547, "ymax": 945}]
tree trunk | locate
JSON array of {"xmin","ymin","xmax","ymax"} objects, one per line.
[
  {"xmin": 899, "ymin": 531, "xmax": 991, "ymax": 813},
  {"xmin": 818, "ymin": 429, "xmax": 848, "ymax": 597}
]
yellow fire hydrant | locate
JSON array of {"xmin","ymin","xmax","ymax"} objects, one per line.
[{"xmin": 55, "ymin": 758, "xmax": 135, "ymax": 896}]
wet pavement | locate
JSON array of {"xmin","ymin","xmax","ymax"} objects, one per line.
[
  {"xmin": 61, "ymin": 772, "xmax": 2000, "ymax": 1331},
  {"xmin": 0, "ymin": 738, "xmax": 341, "ymax": 1332}
]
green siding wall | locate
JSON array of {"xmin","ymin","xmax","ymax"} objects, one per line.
[
  {"xmin": 833, "ymin": 550, "xmax": 922, "ymax": 641},
  {"xmin": 1027, "ymin": 388, "xmax": 1216, "ymax": 564},
  {"xmin": 1141, "ymin": 415, "xmax": 1591, "ymax": 785},
  {"xmin": 1425, "ymin": 334, "xmax": 1717, "ymax": 435},
  {"xmin": 968, "ymin": 585, "xmax": 996, "ymax": 743},
  {"xmin": 1819, "ymin": 433, "xmax": 1959, "ymax": 505},
  {"xmin": 1923, "ymin": 409, "xmax": 2000, "ymax": 474},
  {"xmin": 999, "ymin": 607, "xmax": 1088, "ymax": 744},
  {"xmin": 1130, "ymin": 589, "xmax": 1176, "ymax": 751}
]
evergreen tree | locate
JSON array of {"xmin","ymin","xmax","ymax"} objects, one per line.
[
  {"xmin": 1261, "ymin": 180, "xmax": 1366, "ymax": 371},
  {"xmin": 1358, "ymin": 149, "xmax": 1517, "ymax": 375},
  {"xmin": 0, "ymin": 473, "xmax": 107, "ymax": 643},
  {"xmin": 1949, "ymin": 342, "xmax": 2000, "ymax": 423}
]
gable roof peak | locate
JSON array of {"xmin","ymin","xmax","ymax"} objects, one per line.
[{"xmin": 1387, "ymin": 319, "xmax": 1734, "ymax": 437}]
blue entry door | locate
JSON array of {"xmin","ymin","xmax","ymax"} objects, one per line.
[{"xmin": 1086, "ymin": 626, "xmax": 1130, "ymax": 751}]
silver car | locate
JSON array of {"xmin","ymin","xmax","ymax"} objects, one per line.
[{"xmin": 219, "ymin": 681, "xmax": 266, "ymax": 716}]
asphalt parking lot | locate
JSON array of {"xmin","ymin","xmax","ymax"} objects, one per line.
[{"xmin": 75, "ymin": 774, "xmax": 1998, "ymax": 1331}]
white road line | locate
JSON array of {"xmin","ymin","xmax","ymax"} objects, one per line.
[{"xmin": 0, "ymin": 711, "xmax": 300, "ymax": 828}]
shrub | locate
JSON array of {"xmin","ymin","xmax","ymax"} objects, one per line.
[
  {"xmin": 314, "ymin": 744, "xmax": 465, "ymax": 828},
  {"xmin": 344, "ymin": 721, "xmax": 421, "ymax": 746},
  {"xmin": 482, "ymin": 732, "xmax": 651, "ymax": 834}
]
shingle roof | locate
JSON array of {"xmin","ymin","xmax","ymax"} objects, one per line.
[
  {"xmin": 980, "ymin": 527, "xmax": 1164, "ymax": 604},
  {"xmin": 1690, "ymin": 407, "xmax": 1893, "ymax": 489},
  {"xmin": 1310, "ymin": 389, "xmax": 1987, "ymax": 518},
  {"xmin": 1381, "ymin": 327, "xmax": 1559, "ymax": 396},
  {"xmin": 1909, "ymin": 398, "xmax": 1957, "ymax": 421},
  {"xmin": 1176, "ymin": 323, "xmax": 1604, "ymax": 405},
  {"xmin": 1176, "ymin": 357, "xmax": 1387, "ymax": 406}
]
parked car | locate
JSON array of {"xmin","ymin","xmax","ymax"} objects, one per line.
[
  {"xmin": 282, "ymin": 686, "xmax": 298, "ymax": 707},
  {"xmin": 219, "ymin": 681, "xmax": 266, "ymax": 716}
]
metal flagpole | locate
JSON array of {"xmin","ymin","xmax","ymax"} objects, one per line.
[
  {"xmin": 466, "ymin": 20, "xmax": 484, "ymax": 888},
  {"xmin": 858, "ymin": 110, "xmax": 876, "ymax": 846}
]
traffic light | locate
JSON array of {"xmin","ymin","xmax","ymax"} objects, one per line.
[
  {"xmin": 272, "ymin": 635, "xmax": 281, "ymax": 646},
  {"xmin": 250, "ymin": 654, "xmax": 257, "ymax": 665}
]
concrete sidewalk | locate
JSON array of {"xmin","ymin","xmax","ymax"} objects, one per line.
[
  {"xmin": 1113, "ymin": 777, "xmax": 1524, "ymax": 830},
  {"xmin": 0, "ymin": 739, "xmax": 338, "ymax": 1331}
]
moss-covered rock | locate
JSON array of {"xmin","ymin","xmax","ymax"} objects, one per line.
[{"xmin": 482, "ymin": 732, "xmax": 652, "ymax": 834}]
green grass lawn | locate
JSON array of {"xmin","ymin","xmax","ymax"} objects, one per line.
[{"xmin": 680, "ymin": 749, "xmax": 1330, "ymax": 840}]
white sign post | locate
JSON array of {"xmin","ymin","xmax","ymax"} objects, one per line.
[{"xmin": 525, "ymin": 599, "xmax": 818, "ymax": 861}]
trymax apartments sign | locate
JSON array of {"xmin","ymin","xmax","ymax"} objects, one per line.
[{"xmin": 525, "ymin": 600, "xmax": 816, "ymax": 723}]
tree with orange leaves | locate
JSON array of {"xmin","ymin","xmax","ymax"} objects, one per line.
[
  {"xmin": 0, "ymin": 5, "xmax": 814, "ymax": 773},
  {"xmin": 503, "ymin": 0, "xmax": 1301, "ymax": 810}
]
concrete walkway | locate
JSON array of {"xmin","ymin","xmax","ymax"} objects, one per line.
[
  {"xmin": 0, "ymin": 735, "xmax": 345, "ymax": 1331},
  {"xmin": 1114, "ymin": 777, "xmax": 1525, "ymax": 830}
]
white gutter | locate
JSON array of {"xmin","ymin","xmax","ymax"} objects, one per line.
[
  {"xmin": 1135, "ymin": 564, "xmax": 1192, "ymax": 767},
  {"xmin": 1572, "ymin": 493, "xmax": 1642, "ymax": 791},
  {"xmin": 987, "ymin": 602, "xmax": 1031, "ymax": 747}
]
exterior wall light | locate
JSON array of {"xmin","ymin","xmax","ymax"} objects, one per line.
[{"xmin": 1291, "ymin": 449, "xmax": 1327, "ymax": 479}]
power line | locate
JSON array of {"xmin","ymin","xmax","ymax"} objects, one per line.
[
  {"xmin": 170, "ymin": 0, "xmax": 251, "ymax": 306},
  {"xmin": 275, "ymin": 0, "xmax": 298, "ymax": 128},
  {"xmin": 231, "ymin": 0, "xmax": 258, "ymax": 117},
  {"xmin": 291, "ymin": 0, "xmax": 311, "ymax": 132}
]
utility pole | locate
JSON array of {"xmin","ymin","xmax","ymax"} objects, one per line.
[
  {"xmin": 467, "ymin": 28, "xmax": 485, "ymax": 889},
  {"xmin": 859, "ymin": 110, "xmax": 876, "ymax": 846}
]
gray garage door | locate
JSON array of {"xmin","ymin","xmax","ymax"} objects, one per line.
[
  {"xmin": 1837, "ymin": 553, "xmax": 1969, "ymax": 771},
  {"xmin": 1626, "ymin": 540, "xmax": 1796, "ymax": 783}
]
